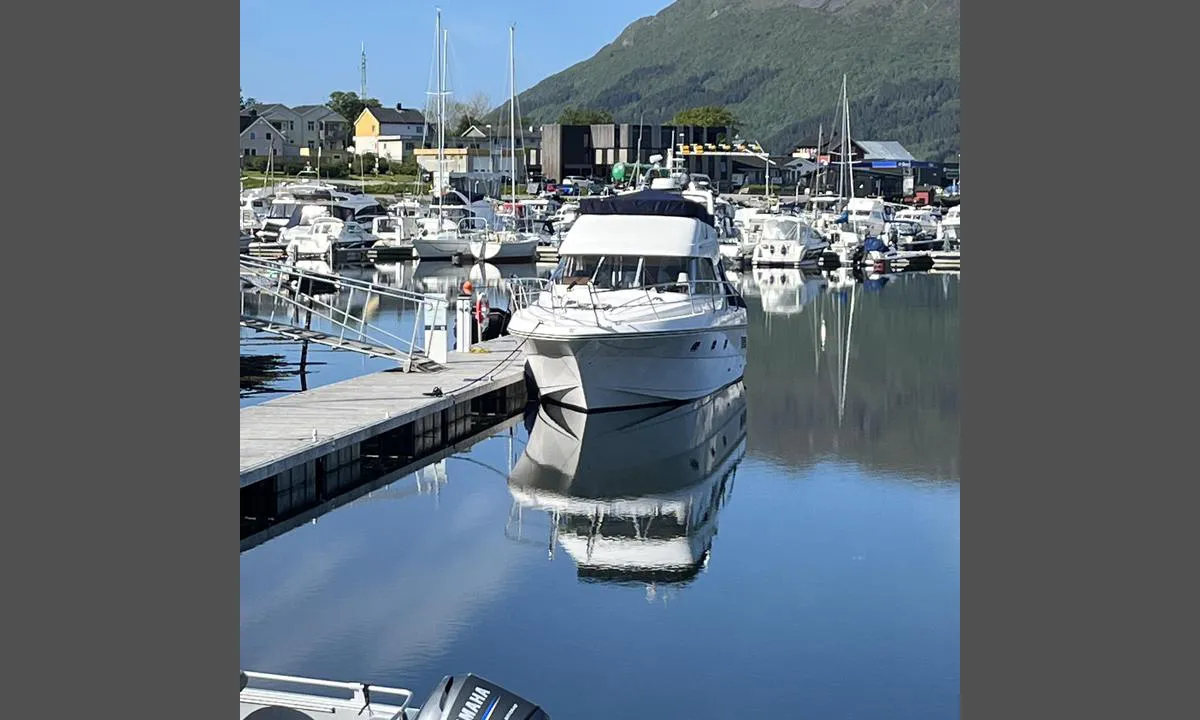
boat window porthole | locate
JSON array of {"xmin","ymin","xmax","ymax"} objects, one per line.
[
  {"xmin": 723, "ymin": 339, "xmax": 728, "ymax": 349},
  {"xmin": 711, "ymin": 340, "xmax": 717, "ymax": 350},
  {"xmin": 690, "ymin": 341, "xmax": 701, "ymax": 352}
]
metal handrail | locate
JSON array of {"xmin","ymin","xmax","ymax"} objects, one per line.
[
  {"xmin": 457, "ymin": 216, "xmax": 490, "ymax": 235},
  {"xmin": 240, "ymin": 257, "xmax": 449, "ymax": 370},
  {"xmin": 240, "ymin": 256, "xmax": 438, "ymax": 307}
]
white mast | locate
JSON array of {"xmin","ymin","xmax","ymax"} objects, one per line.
[
  {"xmin": 436, "ymin": 9, "xmax": 445, "ymax": 213},
  {"xmin": 843, "ymin": 74, "xmax": 854, "ymax": 200},
  {"xmin": 509, "ymin": 24, "xmax": 517, "ymax": 202}
]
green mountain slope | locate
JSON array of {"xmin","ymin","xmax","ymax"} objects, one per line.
[{"xmin": 514, "ymin": 0, "xmax": 959, "ymax": 160}]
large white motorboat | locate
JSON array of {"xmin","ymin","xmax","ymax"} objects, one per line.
[
  {"xmin": 507, "ymin": 380, "xmax": 746, "ymax": 587},
  {"xmin": 507, "ymin": 189, "xmax": 748, "ymax": 412}
]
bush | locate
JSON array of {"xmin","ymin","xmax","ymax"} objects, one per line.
[
  {"xmin": 393, "ymin": 155, "xmax": 419, "ymax": 176},
  {"xmin": 316, "ymin": 160, "xmax": 347, "ymax": 179}
]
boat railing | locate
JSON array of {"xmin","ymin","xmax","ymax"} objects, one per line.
[
  {"xmin": 508, "ymin": 278, "xmax": 737, "ymax": 323},
  {"xmin": 457, "ymin": 216, "xmax": 490, "ymax": 236},
  {"xmin": 240, "ymin": 670, "xmax": 413, "ymax": 718}
]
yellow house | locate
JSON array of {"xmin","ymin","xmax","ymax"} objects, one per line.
[
  {"xmin": 353, "ymin": 104, "xmax": 428, "ymax": 161},
  {"xmin": 354, "ymin": 105, "xmax": 427, "ymax": 140}
]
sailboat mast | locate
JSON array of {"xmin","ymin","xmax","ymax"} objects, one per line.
[
  {"xmin": 844, "ymin": 74, "xmax": 854, "ymax": 200},
  {"xmin": 509, "ymin": 25, "xmax": 517, "ymax": 202},
  {"xmin": 436, "ymin": 10, "xmax": 445, "ymax": 212},
  {"xmin": 816, "ymin": 123, "xmax": 823, "ymax": 200}
]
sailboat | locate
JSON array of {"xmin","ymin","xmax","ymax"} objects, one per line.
[
  {"xmin": 411, "ymin": 10, "xmax": 493, "ymax": 261},
  {"xmin": 470, "ymin": 25, "xmax": 538, "ymax": 263}
]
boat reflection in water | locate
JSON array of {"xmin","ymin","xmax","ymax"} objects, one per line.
[
  {"xmin": 752, "ymin": 267, "xmax": 828, "ymax": 316},
  {"xmin": 506, "ymin": 380, "xmax": 747, "ymax": 592}
]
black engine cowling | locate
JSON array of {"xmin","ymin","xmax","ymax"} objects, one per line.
[{"xmin": 413, "ymin": 674, "xmax": 549, "ymax": 720}]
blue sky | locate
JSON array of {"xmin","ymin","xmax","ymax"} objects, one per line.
[{"xmin": 240, "ymin": 0, "xmax": 674, "ymax": 110}]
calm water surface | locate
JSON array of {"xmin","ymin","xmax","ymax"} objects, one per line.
[{"xmin": 240, "ymin": 263, "xmax": 960, "ymax": 719}]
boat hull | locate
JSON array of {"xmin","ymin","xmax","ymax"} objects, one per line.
[
  {"xmin": 412, "ymin": 234, "xmax": 475, "ymax": 260},
  {"xmin": 469, "ymin": 235, "xmax": 538, "ymax": 262},
  {"xmin": 750, "ymin": 239, "xmax": 828, "ymax": 267},
  {"xmin": 514, "ymin": 327, "xmax": 748, "ymax": 411}
]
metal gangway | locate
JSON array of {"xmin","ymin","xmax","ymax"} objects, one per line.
[{"xmin": 239, "ymin": 256, "xmax": 450, "ymax": 372}]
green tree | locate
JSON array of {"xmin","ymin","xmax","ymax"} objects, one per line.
[
  {"xmin": 240, "ymin": 88, "xmax": 257, "ymax": 110},
  {"xmin": 327, "ymin": 91, "xmax": 382, "ymax": 125},
  {"xmin": 671, "ymin": 105, "xmax": 737, "ymax": 129},
  {"xmin": 557, "ymin": 107, "xmax": 614, "ymax": 124}
]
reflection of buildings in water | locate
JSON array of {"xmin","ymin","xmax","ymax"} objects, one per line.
[{"xmin": 506, "ymin": 381, "xmax": 747, "ymax": 597}]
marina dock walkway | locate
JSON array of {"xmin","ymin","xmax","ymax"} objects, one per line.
[{"xmin": 240, "ymin": 335, "xmax": 528, "ymax": 488}]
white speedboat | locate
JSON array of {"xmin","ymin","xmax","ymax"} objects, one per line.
[
  {"xmin": 507, "ymin": 381, "xmax": 746, "ymax": 585},
  {"xmin": 893, "ymin": 206, "xmax": 940, "ymax": 236},
  {"xmin": 507, "ymin": 189, "xmax": 748, "ymax": 412},
  {"xmin": 283, "ymin": 216, "xmax": 377, "ymax": 258},
  {"xmin": 749, "ymin": 214, "xmax": 829, "ymax": 267}
]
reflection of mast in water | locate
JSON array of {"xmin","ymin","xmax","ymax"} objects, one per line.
[
  {"xmin": 505, "ymin": 382, "xmax": 747, "ymax": 598},
  {"xmin": 820, "ymin": 279, "xmax": 859, "ymax": 431}
]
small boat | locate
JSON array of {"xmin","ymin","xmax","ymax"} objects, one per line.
[
  {"xmin": 938, "ymin": 204, "xmax": 961, "ymax": 246},
  {"xmin": 507, "ymin": 188, "xmax": 748, "ymax": 412},
  {"xmin": 240, "ymin": 668, "xmax": 548, "ymax": 720},
  {"xmin": 283, "ymin": 216, "xmax": 378, "ymax": 258}
]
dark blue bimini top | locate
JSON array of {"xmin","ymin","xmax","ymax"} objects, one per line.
[{"xmin": 577, "ymin": 189, "xmax": 715, "ymax": 226}]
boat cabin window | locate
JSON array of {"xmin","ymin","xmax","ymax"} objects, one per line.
[
  {"xmin": 375, "ymin": 217, "xmax": 398, "ymax": 233},
  {"xmin": 554, "ymin": 254, "xmax": 722, "ymax": 294},
  {"xmin": 267, "ymin": 202, "xmax": 297, "ymax": 219}
]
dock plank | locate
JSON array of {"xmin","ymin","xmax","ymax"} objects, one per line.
[{"xmin": 239, "ymin": 335, "xmax": 528, "ymax": 486}]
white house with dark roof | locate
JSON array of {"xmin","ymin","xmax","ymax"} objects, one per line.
[
  {"xmin": 291, "ymin": 104, "xmax": 350, "ymax": 152},
  {"xmin": 247, "ymin": 103, "xmax": 349, "ymax": 159},
  {"xmin": 240, "ymin": 115, "xmax": 290, "ymax": 158}
]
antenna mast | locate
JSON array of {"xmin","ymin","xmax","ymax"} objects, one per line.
[{"xmin": 360, "ymin": 42, "xmax": 367, "ymax": 99}]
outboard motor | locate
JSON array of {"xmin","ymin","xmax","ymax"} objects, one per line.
[{"xmin": 413, "ymin": 673, "xmax": 550, "ymax": 720}]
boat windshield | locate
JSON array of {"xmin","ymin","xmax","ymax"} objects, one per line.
[{"xmin": 552, "ymin": 254, "xmax": 722, "ymax": 294}]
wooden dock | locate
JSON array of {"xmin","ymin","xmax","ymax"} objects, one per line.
[{"xmin": 239, "ymin": 334, "xmax": 528, "ymax": 488}]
